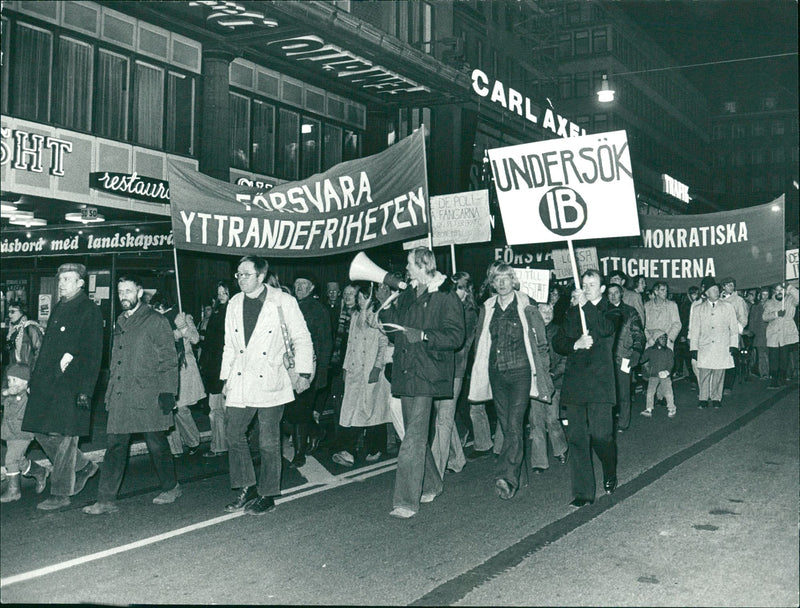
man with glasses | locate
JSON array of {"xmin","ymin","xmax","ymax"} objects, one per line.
[{"xmin": 221, "ymin": 256, "xmax": 313, "ymax": 514}]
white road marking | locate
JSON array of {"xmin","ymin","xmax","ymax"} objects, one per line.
[{"xmin": 0, "ymin": 455, "xmax": 400, "ymax": 588}]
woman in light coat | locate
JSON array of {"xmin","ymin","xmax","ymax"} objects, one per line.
[{"xmin": 333, "ymin": 283, "xmax": 392, "ymax": 466}]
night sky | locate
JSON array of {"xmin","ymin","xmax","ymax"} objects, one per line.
[{"xmin": 620, "ymin": 1, "xmax": 798, "ymax": 103}]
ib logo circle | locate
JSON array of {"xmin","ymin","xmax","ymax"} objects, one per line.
[{"xmin": 538, "ymin": 187, "xmax": 587, "ymax": 237}]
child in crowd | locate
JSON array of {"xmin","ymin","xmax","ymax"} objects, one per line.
[
  {"xmin": 1, "ymin": 364, "xmax": 49, "ymax": 502},
  {"xmin": 640, "ymin": 332, "xmax": 676, "ymax": 418}
]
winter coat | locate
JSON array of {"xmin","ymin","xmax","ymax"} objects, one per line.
[
  {"xmin": 553, "ymin": 297, "xmax": 618, "ymax": 405},
  {"xmin": 221, "ymin": 286, "xmax": 313, "ymax": 409},
  {"xmin": 747, "ymin": 301, "xmax": 768, "ymax": 348},
  {"xmin": 469, "ymin": 291, "xmax": 553, "ymax": 403},
  {"xmin": 688, "ymin": 299, "xmax": 738, "ymax": 369},
  {"xmin": 763, "ymin": 287, "xmax": 799, "ymax": 347},
  {"xmin": 174, "ymin": 314, "xmax": 206, "ymax": 407},
  {"xmin": 380, "ymin": 272, "xmax": 465, "ymax": 398},
  {"xmin": 340, "ymin": 309, "xmax": 392, "ymax": 427},
  {"xmin": 2, "ymin": 390, "xmax": 33, "ymax": 441},
  {"xmin": 6, "ymin": 319, "xmax": 43, "ymax": 369},
  {"xmin": 610, "ymin": 302, "xmax": 645, "ymax": 365},
  {"xmin": 298, "ymin": 295, "xmax": 333, "ymax": 389},
  {"xmin": 22, "ymin": 291, "xmax": 103, "ymax": 437},
  {"xmin": 640, "ymin": 344, "xmax": 675, "ymax": 377},
  {"xmin": 644, "ymin": 298, "xmax": 681, "ymax": 349},
  {"xmin": 199, "ymin": 302, "xmax": 227, "ymax": 394},
  {"xmin": 722, "ymin": 291, "xmax": 749, "ymax": 333},
  {"xmin": 623, "ymin": 288, "xmax": 645, "ymax": 325},
  {"xmin": 105, "ymin": 303, "xmax": 179, "ymax": 434}
]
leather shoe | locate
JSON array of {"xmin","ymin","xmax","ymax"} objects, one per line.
[
  {"xmin": 569, "ymin": 498, "xmax": 593, "ymax": 508},
  {"xmin": 698, "ymin": 400, "xmax": 710, "ymax": 409},
  {"xmin": 73, "ymin": 461, "xmax": 99, "ymax": 495},
  {"xmin": 532, "ymin": 467, "xmax": 546, "ymax": 474},
  {"xmin": 37, "ymin": 496, "xmax": 71, "ymax": 510},
  {"xmin": 603, "ymin": 476, "xmax": 618, "ymax": 494},
  {"xmin": 495, "ymin": 478, "xmax": 516, "ymax": 500},
  {"xmin": 224, "ymin": 486, "xmax": 258, "ymax": 513},
  {"xmin": 712, "ymin": 400, "xmax": 721, "ymax": 409},
  {"xmin": 245, "ymin": 495, "xmax": 276, "ymax": 515},
  {"xmin": 82, "ymin": 501, "xmax": 119, "ymax": 515},
  {"xmin": 288, "ymin": 453, "xmax": 306, "ymax": 469},
  {"xmin": 467, "ymin": 449, "xmax": 492, "ymax": 461}
]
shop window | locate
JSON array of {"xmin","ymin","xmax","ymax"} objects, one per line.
[
  {"xmin": 574, "ymin": 31, "xmax": 589, "ymax": 55},
  {"xmin": 592, "ymin": 28, "xmax": 607, "ymax": 53},
  {"xmin": 278, "ymin": 108, "xmax": 299, "ymax": 180},
  {"xmin": 230, "ymin": 93, "xmax": 250, "ymax": 170},
  {"xmin": 343, "ymin": 129, "xmax": 360, "ymax": 162},
  {"xmin": 12, "ymin": 23, "xmax": 52, "ymax": 123},
  {"xmin": 301, "ymin": 117, "xmax": 321, "ymax": 178},
  {"xmin": 132, "ymin": 60, "xmax": 164, "ymax": 148},
  {"xmin": 252, "ymin": 100, "xmax": 275, "ymax": 175},
  {"xmin": 95, "ymin": 49, "xmax": 129, "ymax": 141},
  {"xmin": 323, "ymin": 124, "xmax": 342, "ymax": 171},
  {"xmin": 166, "ymin": 72, "xmax": 194, "ymax": 155},
  {"xmin": 53, "ymin": 36, "xmax": 93, "ymax": 131}
]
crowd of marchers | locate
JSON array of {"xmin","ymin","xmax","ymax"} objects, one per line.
[{"xmin": 1, "ymin": 255, "xmax": 798, "ymax": 517}]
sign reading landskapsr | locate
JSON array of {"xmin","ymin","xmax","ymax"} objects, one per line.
[{"xmin": 487, "ymin": 130, "xmax": 639, "ymax": 245}]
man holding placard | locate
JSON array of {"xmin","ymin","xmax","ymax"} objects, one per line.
[{"xmin": 553, "ymin": 270, "xmax": 620, "ymax": 507}]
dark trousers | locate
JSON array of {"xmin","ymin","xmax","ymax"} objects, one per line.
[
  {"xmin": 226, "ymin": 405, "xmax": 285, "ymax": 497},
  {"xmin": 98, "ymin": 431, "xmax": 176, "ymax": 503},
  {"xmin": 768, "ymin": 344, "xmax": 797, "ymax": 383},
  {"xmin": 35, "ymin": 433, "xmax": 91, "ymax": 497},
  {"xmin": 339, "ymin": 424, "xmax": 387, "ymax": 456},
  {"xmin": 489, "ymin": 366, "xmax": 531, "ymax": 490},
  {"xmin": 614, "ymin": 365, "xmax": 633, "ymax": 430},
  {"xmin": 284, "ymin": 388, "xmax": 314, "ymax": 425},
  {"xmin": 564, "ymin": 401, "xmax": 616, "ymax": 502}
]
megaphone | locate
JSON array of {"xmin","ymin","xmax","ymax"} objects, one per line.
[{"xmin": 349, "ymin": 252, "xmax": 407, "ymax": 290}]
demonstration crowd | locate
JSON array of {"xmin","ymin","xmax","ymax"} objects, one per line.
[{"xmin": 1, "ymin": 252, "xmax": 798, "ymax": 518}]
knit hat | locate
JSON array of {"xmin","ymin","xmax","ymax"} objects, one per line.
[
  {"xmin": 6, "ymin": 363, "xmax": 30, "ymax": 381},
  {"xmin": 699, "ymin": 276, "xmax": 717, "ymax": 295},
  {"xmin": 720, "ymin": 276, "xmax": 736, "ymax": 287}
]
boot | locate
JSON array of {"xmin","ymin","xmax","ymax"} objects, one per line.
[
  {"xmin": 1, "ymin": 473, "xmax": 22, "ymax": 503},
  {"xmin": 23, "ymin": 460, "xmax": 50, "ymax": 494},
  {"xmin": 289, "ymin": 424, "xmax": 307, "ymax": 468}
]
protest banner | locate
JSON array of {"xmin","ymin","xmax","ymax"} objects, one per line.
[
  {"xmin": 787, "ymin": 248, "xmax": 799, "ymax": 281},
  {"xmin": 551, "ymin": 246, "xmax": 598, "ymax": 280},
  {"xmin": 598, "ymin": 196, "xmax": 785, "ymax": 291},
  {"xmin": 487, "ymin": 130, "xmax": 639, "ymax": 246},
  {"xmin": 169, "ymin": 129, "xmax": 428, "ymax": 257},
  {"xmin": 515, "ymin": 268, "xmax": 550, "ymax": 303}
]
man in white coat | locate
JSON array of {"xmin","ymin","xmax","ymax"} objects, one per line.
[
  {"xmin": 688, "ymin": 277, "xmax": 739, "ymax": 409},
  {"xmin": 221, "ymin": 256, "xmax": 313, "ymax": 514}
]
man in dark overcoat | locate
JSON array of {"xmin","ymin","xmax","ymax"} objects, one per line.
[
  {"xmin": 553, "ymin": 269, "xmax": 620, "ymax": 507},
  {"xmin": 379, "ymin": 247, "xmax": 465, "ymax": 519},
  {"xmin": 22, "ymin": 263, "xmax": 103, "ymax": 510},
  {"xmin": 82, "ymin": 275, "xmax": 180, "ymax": 515}
]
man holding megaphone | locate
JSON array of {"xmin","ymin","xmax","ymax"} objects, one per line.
[{"xmin": 374, "ymin": 247, "xmax": 465, "ymax": 519}]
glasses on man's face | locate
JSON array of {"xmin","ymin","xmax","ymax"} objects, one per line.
[{"xmin": 235, "ymin": 272, "xmax": 257, "ymax": 280}]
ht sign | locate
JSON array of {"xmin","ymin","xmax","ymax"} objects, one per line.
[{"xmin": 487, "ymin": 130, "xmax": 639, "ymax": 245}]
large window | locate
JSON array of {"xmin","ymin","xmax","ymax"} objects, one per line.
[
  {"xmin": 132, "ymin": 61, "xmax": 164, "ymax": 148},
  {"xmin": 277, "ymin": 108, "xmax": 299, "ymax": 180},
  {"xmin": 301, "ymin": 117, "xmax": 321, "ymax": 178},
  {"xmin": 53, "ymin": 37, "xmax": 93, "ymax": 131},
  {"xmin": 166, "ymin": 72, "xmax": 194, "ymax": 155},
  {"xmin": 12, "ymin": 23, "xmax": 52, "ymax": 122},
  {"xmin": 230, "ymin": 93, "xmax": 250, "ymax": 170},
  {"xmin": 323, "ymin": 124, "xmax": 342, "ymax": 171},
  {"xmin": 96, "ymin": 50, "xmax": 129, "ymax": 141},
  {"xmin": 252, "ymin": 100, "xmax": 276, "ymax": 175}
]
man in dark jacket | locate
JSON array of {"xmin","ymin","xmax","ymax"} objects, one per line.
[
  {"xmin": 380, "ymin": 247, "xmax": 465, "ymax": 518},
  {"xmin": 83, "ymin": 275, "xmax": 180, "ymax": 514},
  {"xmin": 553, "ymin": 270, "xmax": 619, "ymax": 507},
  {"xmin": 606, "ymin": 283, "xmax": 645, "ymax": 431},
  {"xmin": 287, "ymin": 273, "xmax": 333, "ymax": 467},
  {"xmin": 22, "ymin": 263, "xmax": 103, "ymax": 510}
]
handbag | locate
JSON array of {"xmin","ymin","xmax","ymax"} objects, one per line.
[{"xmin": 277, "ymin": 304, "xmax": 316, "ymax": 393}]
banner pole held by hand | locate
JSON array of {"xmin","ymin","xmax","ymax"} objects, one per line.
[
  {"xmin": 450, "ymin": 243, "xmax": 457, "ymax": 274},
  {"xmin": 172, "ymin": 247, "xmax": 183, "ymax": 314},
  {"xmin": 567, "ymin": 239, "xmax": 588, "ymax": 334}
]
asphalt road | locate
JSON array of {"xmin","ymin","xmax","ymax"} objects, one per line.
[{"xmin": 1, "ymin": 378, "xmax": 797, "ymax": 606}]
